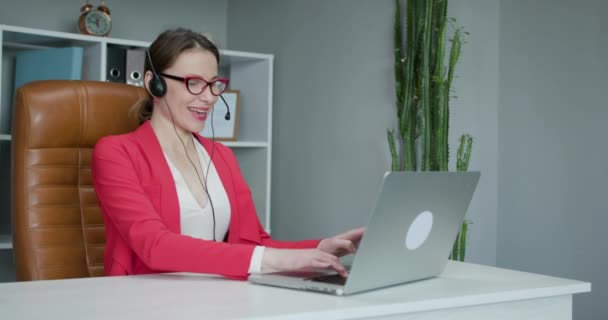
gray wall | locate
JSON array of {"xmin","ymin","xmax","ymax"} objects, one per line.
[
  {"xmin": 498, "ymin": 0, "xmax": 607, "ymax": 319},
  {"xmin": 227, "ymin": 0, "xmax": 500, "ymax": 266},
  {"xmin": 0, "ymin": 0, "xmax": 228, "ymax": 45},
  {"xmin": 228, "ymin": 0, "xmax": 396, "ymax": 242}
]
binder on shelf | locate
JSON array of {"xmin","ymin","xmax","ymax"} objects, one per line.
[
  {"xmin": 14, "ymin": 46, "xmax": 84, "ymax": 90},
  {"xmin": 125, "ymin": 49, "xmax": 145, "ymax": 87},
  {"xmin": 106, "ymin": 46, "xmax": 126, "ymax": 83}
]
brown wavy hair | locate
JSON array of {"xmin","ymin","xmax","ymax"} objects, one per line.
[{"xmin": 130, "ymin": 28, "xmax": 220, "ymax": 123}]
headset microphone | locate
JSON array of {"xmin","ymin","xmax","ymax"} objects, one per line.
[{"xmin": 219, "ymin": 95, "xmax": 231, "ymax": 121}]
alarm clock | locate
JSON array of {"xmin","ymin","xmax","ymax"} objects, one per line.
[{"xmin": 78, "ymin": 1, "xmax": 111, "ymax": 37}]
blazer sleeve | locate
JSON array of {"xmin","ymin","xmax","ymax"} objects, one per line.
[
  {"xmin": 220, "ymin": 143, "xmax": 321, "ymax": 249},
  {"xmin": 92, "ymin": 136, "xmax": 256, "ymax": 278}
]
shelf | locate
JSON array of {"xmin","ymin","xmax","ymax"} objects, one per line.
[
  {"xmin": 1, "ymin": 24, "xmax": 101, "ymax": 49},
  {"xmin": 221, "ymin": 141, "xmax": 268, "ymax": 148},
  {"xmin": 220, "ymin": 50, "xmax": 273, "ymax": 66},
  {"xmin": 0, "ymin": 234, "xmax": 12, "ymax": 250},
  {"xmin": 104, "ymin": 38, "xmax": 149, "ymax": 48},
  {"xmin": 1, "ymin": 24, "xmax": 271, "ymax": 63}
]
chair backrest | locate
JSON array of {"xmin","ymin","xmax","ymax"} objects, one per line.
[{"xmin": 11, "ymin": 80, "xmax": 146, "ymax": 281}]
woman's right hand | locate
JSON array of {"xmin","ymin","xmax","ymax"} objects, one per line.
[{"xmin": 261, "ymin": 248, "xmax": 348, "ymax": 277}]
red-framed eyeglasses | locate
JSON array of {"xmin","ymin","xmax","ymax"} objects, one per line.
[{"xmin": 159, "ymin": 72, "xmax": 230, "ymax": 96}]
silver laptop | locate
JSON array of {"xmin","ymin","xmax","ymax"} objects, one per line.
[{"xmin": 248, "ymin": 171, "xmax": 480, "ymax": 296}]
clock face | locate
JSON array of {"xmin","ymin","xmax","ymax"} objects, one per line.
[{"xmin": 84, "ymin": 10, "xmax": 111, "ymax": 36}]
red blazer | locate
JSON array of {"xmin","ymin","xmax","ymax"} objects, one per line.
[{"xmin": 92, "ymin": 121, "xmax": 320, "ymax": 279}]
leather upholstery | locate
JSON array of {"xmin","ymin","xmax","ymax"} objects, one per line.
[{"xmin": 12, "ymin": 80, "xmax": 146, "ymax": 281}]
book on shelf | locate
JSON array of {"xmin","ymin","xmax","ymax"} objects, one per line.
[{"xmin": 13, "ymin": 46, "xmax": 84, "ymax": 90}]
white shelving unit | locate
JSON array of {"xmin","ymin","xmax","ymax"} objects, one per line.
[{"xmin": 0, "ymin": 24, "xmax": 274, "ymax": 279}]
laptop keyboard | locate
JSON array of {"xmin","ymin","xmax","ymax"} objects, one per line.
[
  {"xmin": 269, "ymin": 268, "xmax": 350, "ymax": 286},
  {"xmin": 308, "ymin": 274, "xmax": 348, "ymax": 286}
]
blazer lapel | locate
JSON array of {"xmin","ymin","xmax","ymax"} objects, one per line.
[{"xmin": 133, "ymin": 121, "xmax": 181, "ymax": 233}]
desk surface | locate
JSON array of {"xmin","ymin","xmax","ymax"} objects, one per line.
[{"xmin": 0, "ymin": 261, "xmax": 590, "ymax": 320}]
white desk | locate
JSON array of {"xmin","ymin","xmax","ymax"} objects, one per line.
[{"xmin": 0, "ymin": 261, "xmax": 590, "ymax": 320}]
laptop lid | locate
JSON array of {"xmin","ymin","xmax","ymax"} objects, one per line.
[
  {"xmin": 343, "ymin": 171, "xmax": 480, "ymax": 294},
  {"xmin": 249, "ymin": 171, "xmax": 480, "ymax": 295}
]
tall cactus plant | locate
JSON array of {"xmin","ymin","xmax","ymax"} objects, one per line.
[{"xmin": 389, "ymin": 0, "xmax": 473, "ymax": 261}]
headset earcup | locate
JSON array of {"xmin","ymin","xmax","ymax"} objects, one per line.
[{"xmin": 149, "ymin": 75, "xmax": 166, "ymax": 98}]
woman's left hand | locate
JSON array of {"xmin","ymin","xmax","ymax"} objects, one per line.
[{"xmin": 317, "ymin": 227, "xmax": 366, "ymax": 257}]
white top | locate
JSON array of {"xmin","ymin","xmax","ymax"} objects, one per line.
[
  {"xmin": 163, "ymin": 137, "xmax": 264, "ymax": 273},
  {"xmin": 0, "ymin": 261, "xmax": 590, "ymax": 320}
]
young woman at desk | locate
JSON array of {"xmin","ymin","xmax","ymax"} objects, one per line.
[{"xmin": 92, "ymin": 28, "xmax": 363, "ymax": 279}]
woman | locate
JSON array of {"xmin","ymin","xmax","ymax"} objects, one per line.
[{"xmin": 92, "ymin": 28, "xmax": 363, "ymax": 279}]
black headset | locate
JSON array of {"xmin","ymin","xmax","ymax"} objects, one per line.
[
  {"xmin": 146, "ymin": 48, "xmax": 167, "ymax": 98},
  {"xmin": 145, "ymin": 47, "xmax": 227, "ymax": 241},
  {"xmin": 145, "ymin": 48, "xmax": 230, "ymax": 120}
]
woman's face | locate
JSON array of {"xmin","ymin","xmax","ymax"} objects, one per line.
[{"xmin": 151, "ymin": 48, "xmax": 219, "ymax": 134}]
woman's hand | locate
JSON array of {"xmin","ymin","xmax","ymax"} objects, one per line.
[
  {"xmin": 261, "ymin": 248, "xmax": 349, "ymax": 277},
  {"xmin": 317, "ymin": 227, "xmax": 365, "ymax": 257}
]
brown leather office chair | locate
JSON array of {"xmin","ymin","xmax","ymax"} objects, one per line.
[{"xmin": 11, "ymin": 80, "xmax": 146, "ymax": 281}]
